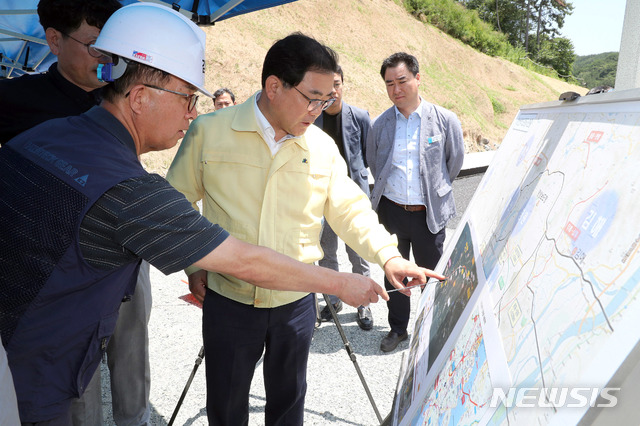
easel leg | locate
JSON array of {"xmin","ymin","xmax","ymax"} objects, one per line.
[{"xmin": 321, "ymin": 294, "xmax": 383, "ymax": 423}]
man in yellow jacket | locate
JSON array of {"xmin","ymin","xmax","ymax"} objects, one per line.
[{"xmin": 167, "ymin": 33, "xmax": 443, "ymax": 425}]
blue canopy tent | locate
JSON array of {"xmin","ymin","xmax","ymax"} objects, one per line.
[
  {"xmin": 0, "ymin": 0, "xmax": 297, "ymax": 78},
  {"xmin": 0, "ymin": 1, "xmax": 52, "ymax": 78}
]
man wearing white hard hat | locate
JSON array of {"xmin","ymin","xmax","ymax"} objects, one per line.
[
  {"xmin": 0, "ymin": 0, "xmax": 157, "ymax": 424},
  {"xmin": 0, "ymin": 4, "xmax": 401, "ymax": 424}
]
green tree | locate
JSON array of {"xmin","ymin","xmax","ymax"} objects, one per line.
[
  {"xmin": 406, "ymin": 0, "xmax": 509, "ymax": 56},
  {"xmin": 458, "ymin": 0, "xmax": 573, "ymax": 55},
  {"xmin": 534, "ymin": 35, "xmax": 575, "ymax": 77},
  {"xmin": 458, "ymin": 0, "xmax": 527, "ymax": 47},
  {"xmin": 531, "ymin": 0, "xmax": 573, "ymax": 53},
  {"xmin": 573, "ymin": 52, "xmax": 618, "ymax": 88}
]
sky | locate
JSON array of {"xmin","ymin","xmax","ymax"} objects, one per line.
[{"xmin": 560, "ymin": 0, "xmax": 628, "ymax": 56}]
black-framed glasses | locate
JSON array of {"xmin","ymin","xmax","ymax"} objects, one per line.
[
  {"xmin": 58, "ymin": 31, "xmax": 104, "ymax": 58},
  {"xmin": 143, "ymin": 84, "xmax": 199, "ymax": 113},
  {"xmin": 292, "ymin": 86, "xmax": 336, "ymax": 112}
]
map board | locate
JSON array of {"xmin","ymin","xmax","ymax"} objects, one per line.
[{"xmin": 391, "ymin": 88, "xmax": 640, "ymax": 425}]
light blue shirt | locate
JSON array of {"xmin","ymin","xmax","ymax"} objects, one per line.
[{"xmin": 383, "ymin": 99, "xmax": 426, "ymax": 205}]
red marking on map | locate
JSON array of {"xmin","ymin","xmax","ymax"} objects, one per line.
[
  {"xmin": 461, "ymin": 382, "xmax": 479, "ymax": 407},
  {"xmin": 564, "ymin": 222, "xmax": 581, "ymax": 241},
  {"xmin": 586, "ymin": 131, "xmax": 604, "ymax": 143},
  {"xmin": 533, "ymin": 153, "xmax": 548, "ymax": 167}
]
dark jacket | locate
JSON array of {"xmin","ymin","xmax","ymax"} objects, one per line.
[
  {"xmin": 0, "ymin": 62, "xmax": 101, "ymax": 145},
  {"xmin": 315, "ymin": 102, "xmax": 372, "ymax": 196},
  {"xmin": 0, "ymin": 107, "xmax": 146, "ymax": 422}
]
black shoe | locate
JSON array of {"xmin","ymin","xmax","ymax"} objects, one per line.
[
  {"xmin": 380, "ymin": 331, "xmax": 408, "ymax": 352},
  {"xmin": 319, "ymin": 300, "xmax": 343, "ymax": 322},
  {"xmin": 356, "ymin": 306, "xmax": 373, "ymax": 330}
]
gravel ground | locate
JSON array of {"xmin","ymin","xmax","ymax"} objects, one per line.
[
  {"xmin": 98, "ymin": 174, "xmax": 483, "ymax": 425},
  {"xmin": 98, "ymin": 253, "xmax": 419, "ymax": 426}
]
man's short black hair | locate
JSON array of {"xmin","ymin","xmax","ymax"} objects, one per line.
[
  {"xmin": 261, "ymin": 32, "xmax": 339, "ymax": 88},
  {"xmin": 38, "ymin": 0, "xmax": 121, "ymax": 33},
  {"xmin": 336, "ymin": 65, "xmax": 344, "ymax": 82},
  {"xmin": 380, "ymin": 52, "xmax": 419, "ymax": 79},
  {"xmin": 101, "ymin": 62, "xmax": 172, "ymax": 103},
  {"xmin": 213, "ymin": 87, "xmax": 236, "ymax": 102}
]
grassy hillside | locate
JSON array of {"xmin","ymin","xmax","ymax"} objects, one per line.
[
  {"xmin": 573, "ymin": 52, "xmax": 618, "ymax": 89},
  {"xmin": 141, "ymin": 0, "xmax": 585, "ymax": 175}
]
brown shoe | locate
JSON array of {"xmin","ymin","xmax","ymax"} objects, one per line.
[{"xmin": 380, "ymin": 331, "xmax": 408, "ymax": 352}]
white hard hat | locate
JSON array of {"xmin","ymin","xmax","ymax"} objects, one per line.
[{"xmin": 93, "ymin": 2, "xmax": 211, "ymax": 97}]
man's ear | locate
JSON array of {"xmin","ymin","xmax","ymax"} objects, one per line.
[
  {"xmin": 127, "ymin": 84, "xmax": 147, "ymax": 115},
  {"xmin": 263, "ymin": 75, "xmax": 282, "ymax": 101},
  {"xmin": 45, "ymin": 28, "xmax": 61, "ymax": 55}
]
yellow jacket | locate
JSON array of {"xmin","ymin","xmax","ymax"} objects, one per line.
[{"xmin": 167, "ymin": 93, "xmax": 399, "ymax": 307}]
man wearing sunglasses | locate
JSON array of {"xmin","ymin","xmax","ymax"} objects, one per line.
[{"xmin": 166, "ymin": 32, "xmax": 438, "ymax": 425}]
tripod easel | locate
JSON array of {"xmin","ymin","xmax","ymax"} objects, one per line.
[
  {"xmin": 169, "ymin": 294, "xmax": 385, "ymax": 425},
  {"xmin": 319, "ymin": 293, "xmax": 383, "ymax": 423}
]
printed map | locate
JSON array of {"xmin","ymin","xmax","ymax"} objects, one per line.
[
  {"xmin": 395, "ymin": 225, "xmax": 508, "ymax": 425},
  {"xmin": 410, "ymin": 301, "xmax": 493, "ymax": 425},
  {"xmin": 393, "ymin": 91, "xmax": 640, "ymax": 425},
  {"xmin": 473, "ymin": 102, "xmax": 640, "ymax": 423}
]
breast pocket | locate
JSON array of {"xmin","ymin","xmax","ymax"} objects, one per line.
[
  {"xmin": 277, "ymin": 165, "xmax": 332, "ymax": 214},
  {"xmin": 201, "ymin": 151, "xmax": 266, "ymax": 239}
]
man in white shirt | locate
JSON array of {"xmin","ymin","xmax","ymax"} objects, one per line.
[{"xmin": 366, "ymin": 52, "xmax": 465, "ymax": 352}]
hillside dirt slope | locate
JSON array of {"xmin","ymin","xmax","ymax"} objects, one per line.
[{"xmin": 141, "ymin": 0, "xmax": 585, "ymax": 174}]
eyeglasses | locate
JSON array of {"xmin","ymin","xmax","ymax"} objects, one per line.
[
  {"xmin": 143, "ymin": 84, "xmax": 199, "ymax": 113},
  {"xmin": 59, "ymin": 31, "xmax": 104, "ymax": 58},
  {"xmin": 292, "ymin": 86, "xmax": 336, "ymax": 112}
]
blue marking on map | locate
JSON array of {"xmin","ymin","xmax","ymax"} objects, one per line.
[
  {"xmin": 512, "ymin": 196, "xmax": 535, "ymax": 236},
  {"xmin": 599, "ymin": 267, "xmax": 640, "ymax": 317},
  {"xmin": 572, "ymin": 190, "xmax": 618, "ymax": 253},
  {"xmin": 516, "ymin": 134, "xmax": 536, "ymax": 167},
  {"xmin": 504, "ymin": 267, "xmax": 640, "ymax": 388},
  {"xmin": 547, "ymin": 269, "xmax": 640, "ymax": 357}
]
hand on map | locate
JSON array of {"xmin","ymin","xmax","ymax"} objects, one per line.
[{"xmin": 383, "ymin": 257, "xmax": 446, "ymax": 296}]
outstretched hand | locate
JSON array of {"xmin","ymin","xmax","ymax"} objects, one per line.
[{"xmin": 383, "ymin": 256, "xmax": 445, "ymax": 296}]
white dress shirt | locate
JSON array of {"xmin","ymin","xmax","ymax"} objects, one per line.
[{"xmin": 254, "ymin": 91, "xmax": 299, "ymax": 156}]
